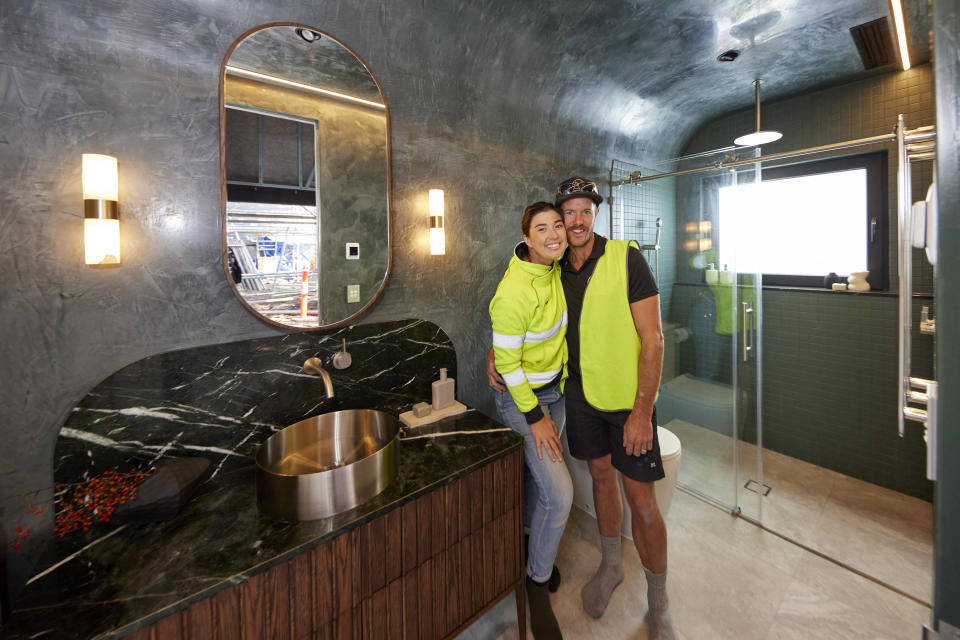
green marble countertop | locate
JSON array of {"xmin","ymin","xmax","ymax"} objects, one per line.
[{"xmin": 2, "ymin": 411, "xmax": 520, "ymax": 640}]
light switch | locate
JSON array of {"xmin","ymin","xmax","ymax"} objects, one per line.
[
  {"xmin": 345, "ymin": 242, "xmax": 360, "ymax": 260},
  {"xmin": 347, "ymin": 284, "xmax": 360, "ymax": 303}
]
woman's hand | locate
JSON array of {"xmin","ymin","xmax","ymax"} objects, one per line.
[{"xmin": 531, "ymin": 415, "xmax": 563, "ymax": 462}]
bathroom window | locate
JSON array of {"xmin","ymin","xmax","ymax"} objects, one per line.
[{"xmin": 717, "ymin": 152, "xmax": 888, "ymax": 289}]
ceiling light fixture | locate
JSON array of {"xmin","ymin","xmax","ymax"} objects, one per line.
[
  {"xmin": 888, "ymin": 0, "xmax": 911, "ymax": 70},
  {"xmin": 733, "ymin": 79, "xmax": 783, "ymax": 147},
  {"xmin": 295, "ymin": 28, "xmax": 322, "ymax": 43}
]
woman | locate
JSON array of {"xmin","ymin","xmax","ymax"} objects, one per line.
[{"xmin": 489, "ymin": 201, "xmax": 573, "ymax": 640}]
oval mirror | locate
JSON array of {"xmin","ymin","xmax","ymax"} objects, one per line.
[{"xmin": 220, "ymin": 24, "xmax": 391, "ymax": 329}]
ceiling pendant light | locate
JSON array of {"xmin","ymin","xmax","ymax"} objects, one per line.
[{"xmin": 734, "ymin": 79, "xmax": 783, "ymax": 147}]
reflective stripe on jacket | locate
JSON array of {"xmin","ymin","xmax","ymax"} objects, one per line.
[{"xmin": 489, "ymin": 246, "xmax": 568, "ymax": 414}]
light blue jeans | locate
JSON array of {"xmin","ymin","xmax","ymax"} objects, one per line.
[{"xmin": 494, "ymin": 382, "xmax": 573, "ymax": 583}]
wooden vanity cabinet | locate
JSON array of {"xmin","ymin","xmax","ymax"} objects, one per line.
[{"xmin": 125, "ymin": 449, "xmax": 524, "ymax": 640}]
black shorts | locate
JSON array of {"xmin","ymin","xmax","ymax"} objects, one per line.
[{"xmin": 565, "ymin": 376, "xmax": 665, "ymax": 483}]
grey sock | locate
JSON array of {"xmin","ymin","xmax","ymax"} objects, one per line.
[
  {"xmin": 580, "ymin": 535, "xmax": 624, "ymax": 618},
  {"xmin": 644, "ymin": 567, "xmax": 677, "ymax": 640}
]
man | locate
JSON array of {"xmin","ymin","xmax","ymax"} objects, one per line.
[{"xmin": 488, "ymin": 177, "xmax": 675, "ymax": 639}]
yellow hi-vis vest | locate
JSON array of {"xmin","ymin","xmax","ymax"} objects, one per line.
[
  {"xmin": 489, "ymin": 250, "xmax": 568, "ymax": 414},
  {"xmin": 580, "ymin": 240, "xmax": 643, "ymax": 411}
]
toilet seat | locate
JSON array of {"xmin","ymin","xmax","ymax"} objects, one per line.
[{"xmin": 658, "ymin": 426, "xmax": 681, "ymax": 461}]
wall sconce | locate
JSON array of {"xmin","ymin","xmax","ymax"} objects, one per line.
[
  {"xmin": 429, "ymin": 189, "xmax": 445, "ymax": 255},
  {"xmin": 82, "ymin": 154, "xmax": 120, "ymax": 265}
]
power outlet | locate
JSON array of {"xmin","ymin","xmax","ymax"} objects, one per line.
[{"xmin": 346, "ymin": 284, "xmax": 360, "ymax": 303}]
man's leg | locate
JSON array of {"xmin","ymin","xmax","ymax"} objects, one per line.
[
  {"xmin": 622, "ymin": 476, "xmax": 675, "ymax": 640},
  {"xmin": 581, "ymin": 454, "xmax": 625, "ymax": 618}
]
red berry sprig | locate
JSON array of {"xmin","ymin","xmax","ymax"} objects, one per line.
[
  {"xmin": 54, "ymin": 470, "xmax": 149, "ymax": 538},
  {"xmin": 11, "ymin": 469, "xmax": 149, "ymax": 549}
]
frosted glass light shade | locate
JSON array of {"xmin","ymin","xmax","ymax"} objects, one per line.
[
  {"xmin": 84, "ymin": 218, "xmax": 121, "ymax": 265},
  {"xmin": 734, "ymin": 130, "xmax": 783, "ymax": 146},
  {"xmin": 429, "ymin": 189, "xmax": 444, "ymax": 216},
  {"xmin": 430, "ymin": 227, "xmax": 445, "ymax": 255},
  {"xmin": 82, "ymin": 154, "xmax": 118, "ymax": 201}
]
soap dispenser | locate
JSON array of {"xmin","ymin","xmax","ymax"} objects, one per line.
[
  {"xmin": 718, "ymin": 263, "xmax": 734, "ymax": 284},
  {"xmin": 705, "ymin": 263, "xmax": 718, "ymax": 285},
  {"xmin": 432, "ymin": 368, "xmax": 455, "ymax": 411}
]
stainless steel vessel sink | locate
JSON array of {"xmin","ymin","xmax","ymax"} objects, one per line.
[{"xmin": 256, "ymin": 409, "xmax": 399, "ymax": 521}]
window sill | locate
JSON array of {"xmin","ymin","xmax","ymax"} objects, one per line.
[{"xmin": 674, "ymin": 281, "xmax": 933, "ymax": 299}]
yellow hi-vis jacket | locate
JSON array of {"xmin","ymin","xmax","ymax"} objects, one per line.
[
  {"xmin": 579, "ymin": 239, "xmax": 644, "ymax": 411},
  {"xmin": 489, "ymin": 246, "xmax": 568, "ymax": 416}
]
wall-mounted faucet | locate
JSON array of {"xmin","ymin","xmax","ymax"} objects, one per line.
[{"xmin": 303, "ymin": 357, "xmax": 335, "ymax": 398}]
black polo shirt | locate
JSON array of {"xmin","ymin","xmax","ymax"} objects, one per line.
[{"xmin": 560, "ymin": 234, "xmax": 658, "ymax": 380}]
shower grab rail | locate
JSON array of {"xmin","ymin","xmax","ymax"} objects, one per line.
[{"xmin": 896, "ymin": 114, "xmax": 938, "ymax": 481}]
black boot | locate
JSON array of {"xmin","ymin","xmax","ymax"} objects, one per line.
[
  {"xmin": 525, "ymin": 534, "xmax": 562, "ymax": 593},
  {"xmin": 548, "ymin": 565, "xmax": 562, "ymax": 592},
  {"xmin": 526, "ymin": 576, "xmax": 563, "ymax": 639}
]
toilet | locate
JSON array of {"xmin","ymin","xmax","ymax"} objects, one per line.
[{"xmin": 564, "ymin": 425, "xmax": 682, "ymax": 540}]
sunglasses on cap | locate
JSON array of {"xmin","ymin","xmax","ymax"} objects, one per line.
[{"xmin": 555, "ymin": 177, "xmax": 603, "ymax": 206}]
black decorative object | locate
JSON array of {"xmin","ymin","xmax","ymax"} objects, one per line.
[{"xmin": 112, "ymin": 458, "xmax": 211, "ymax": 523}]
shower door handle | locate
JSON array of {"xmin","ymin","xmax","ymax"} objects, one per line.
[{"xmin": 742, "ymin": 302, "xmax": 754, "ymax": 362}]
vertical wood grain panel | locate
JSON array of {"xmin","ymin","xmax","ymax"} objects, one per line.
[
  {"xmin": 182, "ymin": 596, "xmax": 214, "ymax": 640},
  {"xmin": 457, "ymin": 476, "xmax": 470, "ymax": 541},
  {"xmin": 238, "ymin": 572, "xmax": 267, "ymax": 640},
  {"xmin": 506, "ymin": 507, "xmax": 517, "ymax": 580},
  {"xmin": 359, "ymin": 522, "xmax": 372, "ymax": 603},
  {"xmin": 289, "ymin": 551, "xmax": 313, "ymax": 640},
  {"xmin": 431, "ymin": 549, "xmax": 446, "ymax": 637},
  {"xmin": 384, "ymin": 507, "xmax": 403, "ymax": 583},
  {"xmin": 211, "ymin": 582, "xmax": 241, "ymax": 640},
  {"xmin": 482, "ymin": 464, "xmax": 494, "ymax": 523},
  {"xmin": 448, "ymin": 541, "xmax": 462, "ymax": 632},
  {"xmin": 334, "ymin": 614, "xmax": 353, "ymax": 640},
  {"xmin": 430, "ymin": 489, "xmax": 445, "ymax": 558},
  {"xmin": 443, "ymin": 481, "xmax": 458, "ymax": 549},
  {"xmin": 349, "ymin": 527, "xmax": 363, "ymax": 615},
  {"xmin": 417, "ymin": 558, "xmax": 433, "ymax": 640},
  {"xmin": 469, "ymin": 470, "xmax": 483, "ymax": 532},
  {"xmin": 267, "ymin": 562, "xmax": 291, "ymax": 640},
  {"xmin": 153, "ymin": 611, "xmax": 184, "ymax": 640},
  {"xmin": 403, "ymin": 570, "xmax": 419, "ymax": 640},
  {"xmin": 401, "ymin": 499, "xmax": 419, "ymax": 575},
  {"xmin": 332, "ymin": 531, "xmax": 355, "ymax": 617},
  {"xmin": 124, "ymin": 627, "xmax": 152, "ymax": 640},
  {"xmin": 388, "ymin": 579, "xmax": 404, "ymax": 640},
  {"xmin": 493, "ymin": 458, "xmax": 504, "ymax": 519},
  {"xmin": 312, "ymin": 539, "xmax": 335, "ymax": 629},
  {"xmin": 371, "ymin": 586, "xmax": 387, "ymax": 640},
  {"xmin": 483, "ymin": 515, "xmax": 495, "ymax": 604},
  {"xmin": 369, "ymin": 515, "xmax": 387, "ymax": 594},
  {"xmin": 416, "ymin": 494, "xmax": 432, "ymax": 564}
]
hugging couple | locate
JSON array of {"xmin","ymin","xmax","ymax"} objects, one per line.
[{"xmin": 487, "ymin": 177, "xmax": 675, "ymax": 640}]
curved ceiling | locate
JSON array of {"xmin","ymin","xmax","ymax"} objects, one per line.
[{"xmin": 450, "ymin": 0, "xmax": 932, "ymax": 162}]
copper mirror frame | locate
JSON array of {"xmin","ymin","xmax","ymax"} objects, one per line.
[{"xmin": 218, "ymin": 22, "xmax": 392, "ymax": 330}]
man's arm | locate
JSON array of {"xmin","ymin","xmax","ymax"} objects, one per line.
[
  {"xmin": 622, "ymin": 295, "xmax": 664, "ymax": 457},
  {"xmin": 486, "ymin": 347, "xmax": 506, "ymax": 392}
]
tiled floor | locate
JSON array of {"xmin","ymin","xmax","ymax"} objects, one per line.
[
  {"xmin": 456, "ymin": 492, "xmax": 932, "ymax": 640},
  {"xmin": 665, "ymin": 418, "xmax": 934, "ymax": 603}
]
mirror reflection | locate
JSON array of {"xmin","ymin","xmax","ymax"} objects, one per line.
[{"xmin": 222, "ymin": 25, "xmax": 390, "ymax": 329}]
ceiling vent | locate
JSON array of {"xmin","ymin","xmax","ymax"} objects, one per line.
[{"xmin": 850, "ymin": 17, "xmax": 896, "ymax": 69}]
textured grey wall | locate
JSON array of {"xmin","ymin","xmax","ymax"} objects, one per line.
[{"xmin": 0, "ymin": 0, "xmax": 658, "ymax": 602}]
